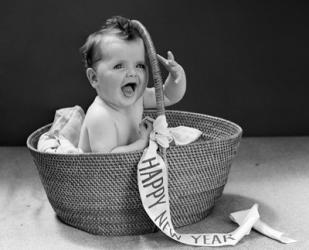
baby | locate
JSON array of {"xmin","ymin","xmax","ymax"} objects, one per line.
[{"xmin": 78, "ymin": 16, "xmax": 186, "ymax": 153}]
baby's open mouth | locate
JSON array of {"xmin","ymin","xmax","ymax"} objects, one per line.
[{"xmin": 122, "ymin": 82, "xmax": 137, "ymax": 97}]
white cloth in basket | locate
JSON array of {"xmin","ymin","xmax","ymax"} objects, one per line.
[{"xmin": 37, "ymin": 106, "xmax": 84, "ymax": 153}]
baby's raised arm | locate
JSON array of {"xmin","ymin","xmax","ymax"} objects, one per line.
[{"xmin": 143, "ymin": 51, "xmax": 186, "ymax": 109}]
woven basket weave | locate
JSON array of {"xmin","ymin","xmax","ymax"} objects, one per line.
[{"xmin": 27, "ymin": 20, "xmax": 242, "ymax": 236}]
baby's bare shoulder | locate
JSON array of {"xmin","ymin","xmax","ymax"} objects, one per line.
[{"xmin": 84, "ymin": 102, "xmax": 113, "ymax": 127}]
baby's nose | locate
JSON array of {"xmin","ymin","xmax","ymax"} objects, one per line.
[{"xmin": 126, "ymin": 67, "xmax": 137, "ymax": 77}]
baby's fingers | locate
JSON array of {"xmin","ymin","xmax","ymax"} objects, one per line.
[
  {"xmin": 157, "ymin": 53, "xmax": 178, "ymax": 76},
  {"xmin": 143, "ymin": 116, "xmax": 155, "ymax": 123},
  {"xmin": 140, "ymin": 119, "xmax": 153, "ymax": 130},
  {"xmin": 145, "ymin": 120, "xmax": 153, "ymax": 131},
  {"xmin": 157, "ymin": 51, "xmax": 177, "ymax": 67},
  {"xmin": 157, "ymin": 54, "xmax": 170, "ymax": 68},
  {"xmin": 167, "ymin": 51, "xmax": 175, "ymax": 61},
  {"xmin": 157, "ymin": 51, "xmax": 183, "ymax": 83}
]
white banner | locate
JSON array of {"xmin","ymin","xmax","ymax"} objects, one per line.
[
  {"xmin": 137, "ymin": 115, "xmax": 296, "ymax": 246},
  {"xmin": 137, "ymin": 139, "xmax": 259, "ymax": 247}
]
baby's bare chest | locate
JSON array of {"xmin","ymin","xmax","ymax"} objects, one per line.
[{"xmin": 114, "ymin": 107, "xmax": 143, "ymax": 145}]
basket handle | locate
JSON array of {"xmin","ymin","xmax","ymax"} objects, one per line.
[
  {"xmin": 131, "ymin": 20, "xmax": 165, "ymax": 117},
  {"xmin": 131, "ymin": 20, "xmax": 168, "ymax": 161}
]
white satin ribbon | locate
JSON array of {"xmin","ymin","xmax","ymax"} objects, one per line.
[
  {"xmin": 137, "ymin": 115, "xmax": 295, "ymax": 246},
  {"xmin": 148, "ymin": 115, "xmax": 202, "ymax": 148},
  {"xmin": 230, "ymin": 209, "xmax": 297, "ymax": 244}
]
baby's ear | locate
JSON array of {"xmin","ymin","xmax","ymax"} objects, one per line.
[{"xmin": 86, "ymin": 68, "xmax": 98, "ymax": 89}]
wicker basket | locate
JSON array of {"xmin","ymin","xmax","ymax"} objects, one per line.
[{"xmin": 26, "ymin": 20, "xmax": 242, "ymax": 236}]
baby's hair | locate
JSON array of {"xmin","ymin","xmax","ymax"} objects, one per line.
[{"xmin": 80, "ymin": 16, "xmax": 141, "ymax": 69}]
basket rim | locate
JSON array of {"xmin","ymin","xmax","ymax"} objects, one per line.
[{"xmin": 26, "ymin": 109, "xmax": 242, "ymax": 157}]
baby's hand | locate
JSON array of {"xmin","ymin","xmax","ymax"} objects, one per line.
[
  {"xmin": 157, "ymin": 51, "xmax": 185, "ymax": 85},
  {"xmin": 139, "ymin": 118, "xmax": 153, "ymax": 141}
]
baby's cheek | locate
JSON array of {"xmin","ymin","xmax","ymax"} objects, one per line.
[{"xmin": 142, "ymin": 71, "xmax": 149, "ymax": 85}]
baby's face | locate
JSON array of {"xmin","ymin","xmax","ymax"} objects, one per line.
[{"xmin": 93, "ymin": 35, "xmax": 148, "ymax": 109}]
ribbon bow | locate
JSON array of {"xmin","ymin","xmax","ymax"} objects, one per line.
[
  {"xmin": 149, "ymin": 115, "xmax": 174, "ymax": 148},
  {"xmin": 148, "ymin": 115, "xmax": 203, "ymax": 149}
]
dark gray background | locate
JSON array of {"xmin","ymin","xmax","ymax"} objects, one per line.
[{"xmin": 1, "ymin": 1, "xmax": 308, "ymax": 145}]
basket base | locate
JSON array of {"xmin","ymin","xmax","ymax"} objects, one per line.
[
  {"xmin": 56, "ymin": 214, "xmax": 158, "ymax": 236},
  {"xmin": 55, "ymin": 204, "xmax": 215, "ymax": 236}
]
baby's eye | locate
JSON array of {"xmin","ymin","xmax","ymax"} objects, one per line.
[
  {"xmin": 136, "ymin": 63, "xmax": 146, "ymax": 69},
  {"xmin": 114, "ymin": 64, "xmax": 123, "ymax": 69}
]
